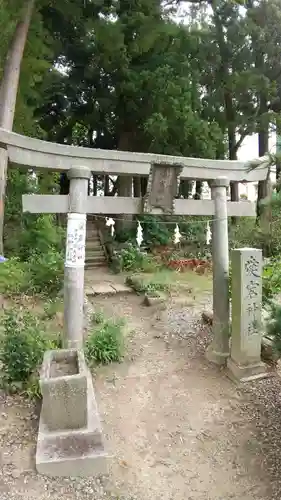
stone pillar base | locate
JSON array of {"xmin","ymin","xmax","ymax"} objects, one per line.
[
  {"xmin": 36, "ymin": 350, "xmax": 107, "ymax": 477},
  {"xmin": 205, "ymin": 344, "xmax": 229, "ymax": 366},
  {"xmin": 226, "ymin": 357, "xmax": 270, "ymax": 383}
]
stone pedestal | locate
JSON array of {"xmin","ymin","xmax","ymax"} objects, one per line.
[
  {"xmin": 227, "ymin": 248, "xmax": 268, "ymax": 382},
  {"xmin": 36, "ymin": 349, "xmax": 107, "ymax": 477},
  {"xmin": 206, "ymin": 177, "xmax": 230, "ymax": 365}
]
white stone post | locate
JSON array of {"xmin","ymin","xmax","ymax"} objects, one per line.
[
  {"xmin": 227, "ymin": 248, "xmax": 267, "ymax": 382},
  {"xmin": 64, "ymin": 166, "xmax": 91, "ymax": 349},
  {"xmin": 206, "ymin": 177, "xmax": 230, "ymax": 365}
]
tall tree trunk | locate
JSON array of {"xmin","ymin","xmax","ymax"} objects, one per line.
[
  {"xmin": 276, "ymin": 123, "xmax": 281, "ymax": 191},
  {"xmin": 257, "ymin": 94, "xmax": 269, "ymax": 218},
  {"xmin": 140, "ymin": 177, "xmax": 148, "ymax": 197},
  {"xmin": 104, "ymin": 176, "xmax": 110, "ymax": 196},
  {"xmin": 194, "ymin": 181, "xmax": 203, "ymax": 200},
  {"xmin": 179, "ymin": 180, "xmax": 193, "ymax": 198},
  {"xmin": 133, "ymin": 177, "xmax": 141, "ymax": 197},
  {"xmin": 93, "ymin": 175, "xmax": 98, "ymax": 196},
  {"xmin": 116, "ymin": 132, "xmax": 133, "ymax": 233},
  {"xmin": 211, "ymin": 3, "xmax": 239, "ymax": 223},
  {"xmin": 0, "ymin": 0, "xmax": 35, "ymax": 254}
]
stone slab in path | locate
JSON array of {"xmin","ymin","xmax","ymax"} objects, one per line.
[
  {"xmin": 85, "ymin": 268, "xmax": 133, "ymax": 296},
  {"xmin": 85, "ymin": 283, "xmax": 132, "ymax": 296}
]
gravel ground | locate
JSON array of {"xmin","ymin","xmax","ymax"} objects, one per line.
[{"xmin": 1, "ymin": 290, "xmax": 281, "ymax": 499}]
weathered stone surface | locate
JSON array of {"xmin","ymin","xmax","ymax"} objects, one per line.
[
  {"xmin": 143, "ymin": 162, "xmax": 182, "ymax": 214},
  {"xmin": 86, "ymin": 284, "xmax": 116, "ymax": 296},
  {"xmin": 40, "ymin": 350, "xmax": 88, "ymax": 431},
  {"xmin": 111, "ymin": 283, "xmax": 132, "ymax": 294},
  {"xmin": 143, "ymin": 293, "xmax": 166, "ymax": 307},
  {"xmin": 227, "ymin": 248, "xmax": 268, "ymax": 382},
  {"xmin": 36, "ymin": 349, "xmax": 107, "ymax": 477}
]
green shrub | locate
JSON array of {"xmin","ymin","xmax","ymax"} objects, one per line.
[
  {"xmin": 91, "ymin": 310, "xmax": 105, "ymax": 325},
  {"xmin": 229, "ymin": 218, "xmax": 262, "ymax": 251},
  {"xmin": 0, "ymin": 309, "xmax": 60, "ymax": 395},
  {"xmin": 85, "ymin": 318, "xmax": 125, "ymax": 365},
  {"xmin": 0, "ymin": 250, "xmax": 64, "ymax": 298},
  {"xmin": 125, "ymin": 275, "xmax": 168, "ymax": 296},
  {"xmin": 27, "ymin": 250, "xmax": 64, "ymax": 297},
  {"xmin": 266, "ymin": 305, "xmax": 281, "ymax": 354},
  {"xmin": 0, "ymin": 258, "xmax": 29, "ymax": 296},
  {"xmin": 229, "ymin": 215, "xmax": 281, "ymax": 258},
  {"xmin": 262, "ymin": 259, "xmax": 281, "ymax": 305},
  {"xmin": 43, "ymin": 299, "xmax": 63, "ymax": 319},
  {"xmin": 18, "ymin": 215, "xmax": 65, "ymax": 261},
  {"xmin": 112, "ymin": 243, "xmax": 159, "ymax": 273}
]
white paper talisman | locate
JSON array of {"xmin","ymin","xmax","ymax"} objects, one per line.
[{"xmin": 65, "ymin": 213, "xmax": 87, "ymax": 268}]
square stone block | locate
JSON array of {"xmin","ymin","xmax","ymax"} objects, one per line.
[
  {"xmin": 40, "ymin": 349, "xmax": 88, "ymax": 431},
  {"xmin": 36, "ymin": 349, "xmax": 107, "ymax": 477},
  {"xmin": 226, "ymin": 357, "xmax": 270, "ymax": 383}
]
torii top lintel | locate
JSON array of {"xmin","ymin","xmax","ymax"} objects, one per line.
[{"xmin": 0, "ymin": 127, "xmax": 268, "ymax": 183}]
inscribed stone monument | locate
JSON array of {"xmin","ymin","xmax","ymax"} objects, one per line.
[
  {"xmin": 143, "ymin": 162, "xmax": 182, "ymax": 214},
  {"xmin": 227, "ymin": 248, "xmax": 268, "ymax": 382}
]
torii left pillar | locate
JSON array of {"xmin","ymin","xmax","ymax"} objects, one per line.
[
  {"xmin": 206, "ymin": 177, "xmax": 230, "ymax": 365},
  {"xmin": 64, "ymin": 166, "xmax": 91, "ymax": 349}
]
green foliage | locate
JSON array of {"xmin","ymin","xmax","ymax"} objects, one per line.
[
  {"xmin": 126, "ymin": 275, "xmax": 168, "ymax": 296},
  {"xmin": 112, "ymin": 243, "xmax": 159, "ymax": 273},
  {"xmin": 91, "ymin": 310, "xmax": 105, "ymax": 325},
  {"xmin": 85, "ymin": 318, "xmax": 125, "ymax": 366},
  {"xmin": 0, "ymin": 258, "xmax": 29, "ymax": 296},
  {"xmin": 27, "ymin": 250, "xmax": 64, "ymax": 297},
  {"xmin": 0, "ymin": 308, "xmax": 60, "ymax": 396},
  {"xmin": 229, "ymin": 217, "xmax": 281, "ymax": 258},
  {"xmin": 262, "ymin": 259, "xmax": 281, "ymax": 305},
  {"xmin": 43, "ymin": 298, "xmax": 63, "ymax": 319},
  {"xmin": 229, "ymin": 218, "xmax": 262, "ymax": 251},
  {"xmin": 0, "ymin": 251, "xmax": 64, "ymax": 298},
  {"xmin": 17, "ymin": 215, "xmax": 64, "ymax": 261},
  {"xmin": 266, "ymin": 305, "xmax": 281, "ymax": 354}
]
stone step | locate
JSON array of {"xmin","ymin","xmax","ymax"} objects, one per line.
[
  {"xmin": 86, "ymin": 262, "xmax": 107, "ymax": 269},
  {"xmin": 86, "ymin": 253, "xmax": 106, "ymax": 262},
  {"xmin": 86, "ymin": 246, "xmax": 104, "ymax": 253},
  {"xmin": 86, "ymin": 252, "xmax": 105, "ymax": 260},
  {"xmin": 86, "ymin": 257, "xmax": 107, "ymax": 266},
  {"xmin": 86, "ymin": 240, "xmax": 102, "ymax": 249},
  {"xmin": 86, "ymin": 234, "xmax": 99, "ymax": 241}
]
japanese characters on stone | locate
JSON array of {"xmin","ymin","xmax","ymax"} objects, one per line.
[{"xmin": 244, "ymin": 255, "xmax": 261, "ymax": 336}]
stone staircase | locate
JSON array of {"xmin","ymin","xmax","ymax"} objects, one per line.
[{"xmin": 85, "ymin": 217, "xmax": 107, "ymax": 269}]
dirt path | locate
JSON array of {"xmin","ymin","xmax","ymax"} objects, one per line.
[
  {"xmin": 92, "ymin": 294, "xmax": 275, "ymax": 500},
  {"xmin": 1, "ymin": 291, "xmax": 281, "ymax": 499}
]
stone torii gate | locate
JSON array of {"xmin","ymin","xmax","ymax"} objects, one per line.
[{"xmin": 0, "ymin": 128, "xmax": 268, "ymax": 365}]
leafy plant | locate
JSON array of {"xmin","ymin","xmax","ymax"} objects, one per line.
[
  {"xmin": 0, "ymin": 308, "xmax": 60, "ymax": 396},
  {"xmin": 262, "ymin": 259, "xmax": 281, "ymax": 305},
  {"xmin": 27, "ymin": 250, "xmax": 64, "ymax": 297},
  {"xmin": 43, "ymin": 298, "xmax": 63, "ymax": 319},
  {"xmin": 266, "ymin": 304, "xmax": 281, "ymax": 354},
  {"xmin": 0, "ymin": 258, "xmax": 29, "ymax": 296},
  {"xmin": 17, "ymin": 215, "xmax": 65, "ymax": 262},
  {"xmin": 91, "ymin": 310, "xmax": 105, "ymax": 325},
  {"xmin": 126, "ymin": 275, "xmax": 168, "ymax": 296},
  {"xmin": 112, "ymin": 243, "xmax": 159, "ymax": 273},
  {"xmin": 85, "ymin": 318, "xmax": 125, "ymax": 365}
]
